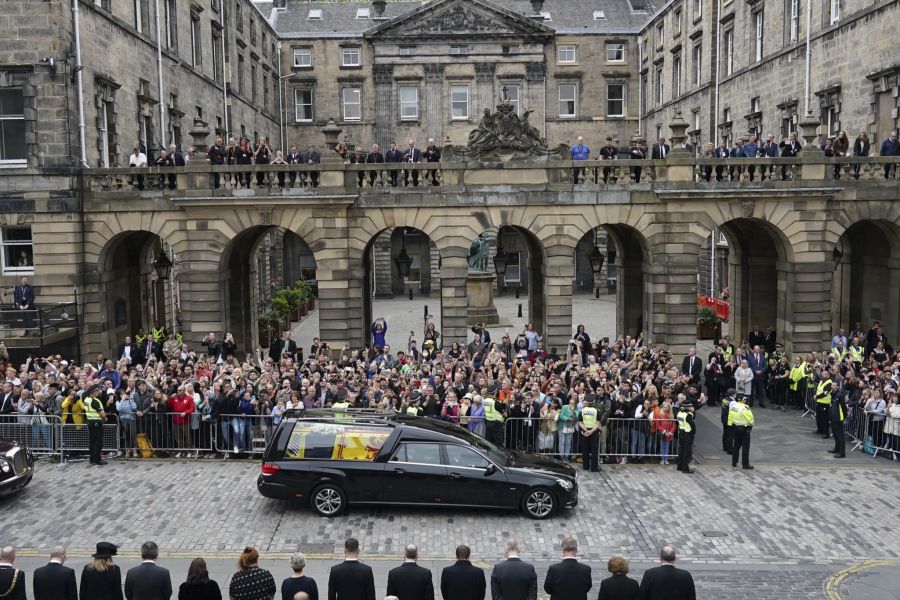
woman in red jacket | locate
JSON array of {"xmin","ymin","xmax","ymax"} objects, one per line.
[
  {"xmin": 655, "ymin": 401, "xmax": 677, "ymax": 465},
  {"xmin": 169, "ymin": 385, "xmax": 196, "ymax": 455}
]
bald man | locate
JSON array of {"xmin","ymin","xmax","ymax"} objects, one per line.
[{"xmin": 0, "ymin": 546, "xmax": 26, "ymax": 600}]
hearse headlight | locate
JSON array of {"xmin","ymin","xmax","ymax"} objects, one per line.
[
  {"xmin": 556, "ymin": 478, "xmax": 573, "ymax": 491},
  {"xmin": 0, "ymin": 459, "xmax": 10, "ymax": 473}
]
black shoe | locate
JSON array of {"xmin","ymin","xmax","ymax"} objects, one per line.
[
  {"xmin": 591, "ymin": 468, "xmax": 601, "ymax": 472},
  {"xmin": 732, "ymin": 463, "xmax": 737, "ymax": 468},
  {"xmin": 94, "ymin": 460, "xmax": 108, "ymax": 465},
  {"xmin": 835, "ymin": 453, "xmax": 846, "ymax": 458},
  {"xmin": 828, "ymin": 449, "xmax": 838, "ymax": 454},
  {"xmin": 742, "ymin": 465, "xmax": 754, "ymax": 470},
  {"xmin": 821, "ymin": 435, "xmax": 831, "ymax": 439}
]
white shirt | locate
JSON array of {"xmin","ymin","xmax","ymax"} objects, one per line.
[
  {"xmin": 129, "ymin": 152, "xmax": 148, "ymax": 167},
  {"xmin": 49, "ymin": 559, "xmax": 63, "ymax": 565}
]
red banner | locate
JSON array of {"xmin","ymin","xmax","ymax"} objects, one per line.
[{"xmin": 697, "ymin": 295, "xmax": 729, "ymax": 320}]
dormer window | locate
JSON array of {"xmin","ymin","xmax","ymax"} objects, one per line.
[
  {"xmin": 307, "ymin": 8, "xmax": 322, "ymax": 20},
  {"xmin": 356, "ymin": 7, "xmax": 370, "ymax": 19}
]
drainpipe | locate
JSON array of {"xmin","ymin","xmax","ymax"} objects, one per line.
[
  {"xmin": 277, "ymin": 41, "xmax": 285, "ymax": 150},
  {"xmin": 72, "ymin": 0, "xmax": 88, "ymax": 166},
  {"xmin": 220, "ymin": 0, "xmax": 229, "ymax": 137},
  {"xmin": 637, "ymin": 36, "xmax": 643, "ymax": 137},
  {"xmin": 155, "ymin": 0, "xmax": 167, "ymax": 149},
  {"xmin": 803, "ymin": 0, "xmax": 813, "ymax": 115},
  {"xmin": 713, "ymin": 0, "xmax": 723, "ymax": 139}
]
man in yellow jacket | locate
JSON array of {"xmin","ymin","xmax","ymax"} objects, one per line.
[{"xmin": 727, "ymin": 395, "xmax": 755, "ymax": 469}]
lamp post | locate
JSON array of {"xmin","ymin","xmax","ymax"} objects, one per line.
[
  {"xmin": 589, "ymin": 244, "xmax": 605, "ymax": 299},
  {"xmin": 153, "ymin": 248, "xmax": 175, "ymax": 329},
  {"xmin": 493, "ymin": 230, "xmax": 509, "ymax": 292},
  {"xmin": 395, "ymin": 229, "xmax": 413, "ymax": 300}
]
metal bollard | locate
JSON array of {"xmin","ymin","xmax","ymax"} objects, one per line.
[{"xmin": 517, "ymin": 303, "xmax": 523, "ymax": 318}]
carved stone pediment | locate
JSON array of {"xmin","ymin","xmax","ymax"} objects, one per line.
[{"xmin": 365, "ymin": 0, "xmax": 554, "ymax": 40}]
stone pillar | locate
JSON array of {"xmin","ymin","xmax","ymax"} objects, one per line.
[
  {"xmin": 663, "ymin": 110, "xmax": 694, "ymax": 182},
  {"xmin": 525, "ymin": 63, "xmax": 546, "ymax": 138},
  {"xmin": 647, "ymin": 231, "xmax": 705, "ymax": 355},
  {"xmin": 798, "ymin": 113, "xmax": 826, "ymax": 180},
  {"xmin": 543, "ymin": 244, "xmax": 575, "ymax": 352},
  {"xmin": 424, "ymin": 64, "xmax": 444, "ymax": 143},
  {"xmin": 439, "ymin": 249, "xmax": 469, "ymax": 348},
  {"xmin": 373, "ymin": 64, "xmax": 394, "ymax": 152},
  {"xmin": 180, "ymin": 269, "xmax": 225, "ymax": 350},
  {"xmin": 782, "ymin": 256, "xmax": 833, "ymax": 355},
  {"xmin": 475, "ymin": 62, "xmax": 496, "ymax": 117}
]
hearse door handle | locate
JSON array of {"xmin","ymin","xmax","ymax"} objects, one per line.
[
  {"xmin": 393, "ymin": 468, "xmax": 406, "ymax": 474},
  {"xmin": 449, "ymin": 472, "xmax": 462, "ymax": 479}
]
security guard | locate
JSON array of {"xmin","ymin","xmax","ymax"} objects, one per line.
[
  {"xmin": 789, "ymin": 356, "xmax": 809, "ymax": 410},
  {"xmin": 721, "ymin": 387, "xmax": 738, "ymax": 453},
  {"xmin": 83, "ymin": 384, "xmax": 107, "ymax": 465},
  {"xmin": 814, "ymin": 370, "xmax": 833, "ymax": 438},
  {"xmin": 727, "ymin": 395, "xmax": 755, "ymax": 469},
  {"xmin": 482, "ymin": 394, "xmax": 504, "ymax": 446},
  {"xmin": 676, "ymin": 401, "xmax": 696, "ymax": 474},
  {"xmin": 578, "ymin": 395, "xmax": 601, "ymax": 472},
  {"xmin": 847, "ymin": 338, "xmax": 864, "ymax": 366},
  {"xmin": 831, "ymin": 342, "xmax": 847, "ymax": 362},
  {"xmin": 828, "ymin": 389, "xmax": 848, "ymax": 458},
  {"xmin": 151, "ymin": 322, "xmax": 166, "ymax": 343},
  {"xmin": 405, "ymin": 400, "xmax": 421, "ymax": 416}
]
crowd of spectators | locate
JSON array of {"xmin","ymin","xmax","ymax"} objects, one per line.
[
  {"xmin": 1, "ymin": 312, "xmax": 898, "ymax": 463},
  {"xmin": 0, "ymin": 539, "xmax": 698, "ymax": 600},
  {"xmin": 121, "ymin": 128, "xmax": 900, "ymax": 191}
]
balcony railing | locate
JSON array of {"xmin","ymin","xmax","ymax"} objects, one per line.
[
  {"xmin": 77, "ymin": 156, "xmax": 900, "ymax": 196},
  {"xmin": 0, "ymin": 302, "xmax": 79, "ymax": 352}
]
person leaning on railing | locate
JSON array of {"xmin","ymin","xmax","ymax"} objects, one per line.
[
  {"xmin": 208, "ymin": 136, "xmax": 226, "ymax": 190},
  {"xmin": 879, "ymin": 129, "xmax": 899, "ymax": 179}
]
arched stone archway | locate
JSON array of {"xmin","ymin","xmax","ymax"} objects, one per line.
[
  {"xmin": 219, "ymin": 226, "xmax": 317, "ymax": 354},
  {"xmin": 718, "ymin": 218, "xmax": 792, "ymax": 347},
  {"xmin": 98, "ymin": 231, "xmax": 166, "ymax": 355},
  {"xmin": 832, "ymin": 219, "xmax": 900, "ymax": 344}
]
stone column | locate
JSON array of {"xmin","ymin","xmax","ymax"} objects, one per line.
[
  {"xmin": 543, "ymin": 244, "xmax": 575, "ymax": 351},
  {"xmin": 373, "ymin": 64, "xmax": 394, "ymax": 152},
  {"xmin": 525, "ymin": 63, "xmax": 546, "ymax": 138},
  {"xmin": 475, "ymin": 62, "xmax": 496, "ymax": 117},
  {"xmin": 424, "ymin": 64, "xmax": 444, "ymax": 143},
  {"xmin": 782, "ymin": 256, "xmax": 833, "ymax": 355},
  {"xmin": 179, "ymin": 269, "xmax": 226, "ymax": 350},
  {"xmin": 439, "ymin": 249, "xmax": 469, "ymax": 348},
  {"xmin": 647, "ymin": 231, "xmax": 705, "ymax": 355}
]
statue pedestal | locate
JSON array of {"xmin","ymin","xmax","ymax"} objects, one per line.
[{"xmin": 466, "ymin": 272, "xmax": 500, "ymax": 326}]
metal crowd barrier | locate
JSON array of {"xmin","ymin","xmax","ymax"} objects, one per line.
[
  {"xmin": 0, "ymin": 414, "xmax": 62, "ymax": 458},
  {"xmin": 502, "ymin": 416, "xmax": 680, "ymax": 461},
  {"xmin": 214, "ymin": 414, "xmax": 276, "ymax": 455}
]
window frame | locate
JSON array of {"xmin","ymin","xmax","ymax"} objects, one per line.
[
  {"xmin": 0, "ymin": 88, "xmax": 26, "ymax": 165},
  {"xmin": 390, "ymin": 442, "xmax": 444, "ymax": 466},
  {"xmin": 692, "ymin": 42, "xmax": 702, "ymax": 86},
  {"xmin": 789, "ymin": 0, "xmax": 800, "ymax": 42},
  {"xmin": 1, "ymin": 226, "xmax": 34, "ymax": 275},
  {"xmin": 190, "ymin": 9, "xmax": 202, "ymax": 67},
  {"xmin": 558, "ymin": 83, "xmax": 577, "ymax": 118},
  {"xmin": 829, "ymin": 0, "xmax": 840, "ymax": 25},
  {"xmin": 294, "ymin": 88, "xmax": 314, "ymax": 122},
  {"xmin": 724, "ymin": 28, "xmax": 734, "ymax": 76},
  {"xmin": 557, "ymin": 44, "xmax": 577, "ymax": 64},
  {"xmin": 341, "ymin": 46, "xmax": 361, "ymax": 67},
  {"xmin": 399, "ymin": 85, "xmax": 419, "ymax": 121},
  {"xmin": 501, "ymin": 83, "xmax": 521, "ymax": 115},
  {"xmin": 754, "ymin": 10, "xmax": 764, "ymax": 62},
  {"xmin": 672, "ymin": 53, "xmax": 682, "ymax": 98},
  {"xmin": 606, "ymin": 43, "xmax": 626, "ymax": 63},
  {"xmin": 606, "ymin": 83, "xmax": 625, "ymax": 118},
  {"xmin": 341, "ymin": 87, "xmax": 362, "ymax": 122},
  {"xmin": 450, "ymin": 84, "xmax": 470, "ymax": 120},
  {"xmin": 292, "ymin": 47, "xmax": 312, "ymax": 68}
]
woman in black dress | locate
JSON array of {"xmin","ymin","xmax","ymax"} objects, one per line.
[
  {"xmin": 280, "ymin": 552, "xmax": 318, "ymax": 600},
  {"xmin": 79, "ymin": 542, "xmax": 123, "ymax": 600},
  {"xmin": 178, "ymin": 558, "xmax": 222, "ymax": 600},
  {"xmin": 229, "ymin": 547, "xmax": 276, "ymax": 600}
]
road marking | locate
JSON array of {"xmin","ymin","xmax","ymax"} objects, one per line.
[{"xmin": 824, "ymin": 559, "xmax": 900, "ymax": 599}]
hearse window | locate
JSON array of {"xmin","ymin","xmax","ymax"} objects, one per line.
[
  {"xmin": 285, "ymin": 422, "xmax": 389, "ymax": 461},
  {"xmin": 392, "ymin": 442, "xmax": 442, "ymax": 466},
  {"xmin": 445, "ymin": 445, "xmax": 490, "ymax": 469}
]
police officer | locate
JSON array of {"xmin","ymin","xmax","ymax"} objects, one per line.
[
  {"xmin": 83, "ymin": 384, "xmax": 107, "ymax": 465},
  {"xmin": 405, "ymin": 399, "xmax": 421, "ymax": 416},
  {"xmin": 676, "ymin": 401, "xmax": 696, "ymax": 474},
  {"xmin": 578, "ymin": 395, "xmax": 601, "ymax": 472},
  {"xmin": 482, "ymin": 394, "xmax": 505, "ymax": 446},
  {"xmin": 814, "ymin": 370, "xmax": 833, "ymax": 438},
  {"xmin": 789, "ymin": 355, "xmax": 809, "ymax": 409},
  {"xmin": 332, "ymin": 399, "xmax": 351, "ymax": 422},
  {"xmin": 727, "ymin": 395, "xmax": 755, "ymax": 469},
  {"xmin": 828, "ymin": 389, "xmax": 848, "ymax": 458},
  {"xmin": 721, "ymin": 388, "xmax": 738, "ymax": 453}
]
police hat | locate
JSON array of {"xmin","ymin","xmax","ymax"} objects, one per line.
[
  {"xmin": 92, "ymin": 541, "xmax": 118, "ymax": 559},
  {"xmin": 726, "ymin": 388, "xmax": 737, "ymax": 396},
  {"xmin": 84, "ymin": 384, "xmax": 101, "ymax": 396},
  {"xmin": 681, "ymin": 401, "xmax": 695, "ymax": 409},
  {"xmin": 585, "ymin": 393, "xmax": 597, "ymax": 403}
]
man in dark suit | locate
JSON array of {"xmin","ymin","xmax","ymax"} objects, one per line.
[
  {"xmin": 0, "ymin": 546, "xmax": 27, "ymax": 600},
  {"xmin": 650, "ymin": 137, "xmax": 670, "ymax": 159},
  {"xmin": 286, "ymin": 144, "xmax": 303, "ymax": 187},
  {"xmin": 124, "ymin": 541, "xmax": 172, "ymax": 600},
  {"xmin": 140, "ymin": 336, "xmax": 159, "ymax": 364},
  {"xmin": 328, "ymin": 538, "xmax": 376, "ymax": 600},
  {"xmin": 269, "ymin": 330, "xmax": 298, "ymax": 363},
  {"xmin": 490, "ymin": 539, "xmax": 537, "ymax": 600},
  {"xmin": 747, "ymin": 345, "xmax": 768, "ymax": 408},
  {"xmin": 638, "ymin": 546, "xmax": 696, "ymax": 600},
  {"xmin": 402, "ymin": 138, "xmax": 422, "ymax": 187},
  {"xmin": 440, "ymin": 545, "xmax": 485, "ymax": 600},
  {"xmin": 386, "ymin": 544, "xmax": 433, "ymax": 600},
  {"xmin": 201, "ymin": 332, "xmax": 224, "ymax": 362},
  {"xmin": 385, "ymin": 141, "xmax": 404, "ymax": 187},
  {"xmin": 542, "ymin": 537, "xmax": 591, "ymax": 600},
  {"xmin": 365, "ymin": 143, "xmax": 385, "ymax": 187},
  {"xmin": 118, "ymin": 335, "xmax": 139, "ymax": 366},
  {"xmin": 33, "ymin": 546, "xmax": 77, "ymax": 600},
  {"xmin": 763, "ymin": 327, "xmax": 777, "ymax": 355},
  {"xmin": 13, "ymin": 276, "xmax": 34, "ymax": 309},
  {"xmin": 680, "ymin": 348, "xmax": 702, "ymax": 386},
  {"xmin": 424, "ymin": 138, "xmax": 441, "ymax": 185},
  {"xmin": 747, "ymin": 325, "xmax": 765, "ymax": 349},
  {"xmin": 303, "ymin": 145, "xmax": 321, "ymax": 188}
]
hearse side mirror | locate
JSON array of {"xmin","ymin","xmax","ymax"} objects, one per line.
[{"xmin": 485, "ymin": 463, "xmax": 497, "ymax": 476}]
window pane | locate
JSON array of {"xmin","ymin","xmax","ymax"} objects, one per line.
[
  {"xmin": 399, "ymin": 86, "xmax": 418, "ymax": 119},
  {"xmin": 0, "ymin": 90, "xmax": 24, "ymax": 116},
  {"xmin": 607, "ymin": 84, "xmax": 624, "ymax": 117},
  {"xmin": 3, "ymin": 227, "xmax": 31, "ymax": 242},
  {"xmin": 293, "ymin": 48, "xmax": 311, "ymax": 67},
  {"xmin": 403, "ymin": 443, "xmax": 443, "ymax": 465},
  {"xmin": 294, "ymin": 89, "xmax": 313, "ymax": 121},
  {"xmin": 445, "ymin": 445, "xmax": 489, "ymax": 469},
  {"xmin": 559, "ymin": 84, "xmax": 576, "ymax": 117},
  {"xmin": 0, "ymin": 120, "xmax": 26, "ymax": 161},
  {"xmin": 343, "ymin": 88, "xmax": 361, "ymax": 120},
  {"xmin": 451, "ymin": 85, "xmax": 468, "ymax": 119}
]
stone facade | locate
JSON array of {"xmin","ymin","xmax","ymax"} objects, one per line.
[{"xmin": 640, "ymin": 0, "xmax": 900, "ymax": 148}]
